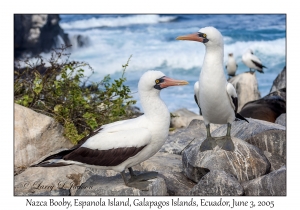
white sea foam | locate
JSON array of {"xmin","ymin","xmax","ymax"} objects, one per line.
[{"xmin": 60, "ymin": 15, "xmax": 177, "ymax": 30}]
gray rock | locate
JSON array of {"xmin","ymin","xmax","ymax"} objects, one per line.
[
  {"xmin": 14, "ymin": 165, "xmax": 85, "ymax": 196},
  {"xmin": 263, "ymin": 151, "xmax": 286, "ymax": 172},
  {"xmin": 182, "ymin": 137, "xmax": 270, "ymax": 183},
  {"xmin": 14, "ymin": 104, "xmax": 73, "ymax": 175},
  {"xmin": 211, "ymin": 118, "xmax": 285, "ymax": 141},
  {"xmin": 228, "ymin": 72, "xmax": 261, "ymax": 112},
  {"xmin": 270, "ymin": 66, "xmax": 286, "ymax": 93},
  {"xmin": 140, "ymin": 152, "xmax": 195, "ymax": 195},
  {"xmin": 161, "ymin": 119, "xmax": 221, "ymax": 155},
  {"xmin": 16, "ymin": 189, "xmax": 70, "ymax": 196},
  {"xmin": 75, "ymin": 174, "xmax": 168, "ymax": 196},
  {"xmin": 275, "ymin": 113, "xmax": 286, "ymax": 126},
  {"xmin": 190, "ymin": 170, "xmax": 244, "ymax": 196},
  {"xmin": 246, "ymin": 129, "xmax": 286, "ymax": 159},
  {"xmin": 170, "ymin": 108, "xmax": 203, "ymax": 128},
  {"xmin": 242, "ymin": 166, "xmax": 286, "ymax": 195}
]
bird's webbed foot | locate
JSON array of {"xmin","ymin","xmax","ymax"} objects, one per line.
[
  {"xmin": 214, "ymin": 135, "xmax": 235, "ymax": 151},
  {"xmin": 200, "ymin": 136, "xmax": 217, "ymax": 152},
  {"xmin": 121, "ymin": 170, "xmax": 158, "ymax": 191}
]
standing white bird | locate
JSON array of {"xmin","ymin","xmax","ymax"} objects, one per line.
[
  {"xmin": 242, "ymin": 49, "xmax": 267, "ymax": 73},
  {"xmin": 176, "ymin": 26, "xmax": 248, "ymax": 152},
  {"xmin": 32, "ymin": 70, "xmax": 188, "ymax": 190},
  {"xmin": 226, "ymin": 53, "xmax": 238, "ymax": 77}
]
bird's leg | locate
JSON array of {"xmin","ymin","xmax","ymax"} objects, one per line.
[
  {"xmin": 128, "ymin": 170, "xmax": 158, "ymax": 183},
  {"xmin": 216, "ymin": 123, "xmax": 235, "ymax": 151},
  {"xmin": 200, "ymin": 124, "xmax": 217, "ymax": 151},
  {"xmin": 128, "ymin": 167, "xmax": 137, "ymax": 177},
  {"xmin": 120, "ymin": 170, "xmax": 153, "ymax": 191},
  {"xmin": 121, "ymin": 168, "xmax": 158, "ymax": 191}
]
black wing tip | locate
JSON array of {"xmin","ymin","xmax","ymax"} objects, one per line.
[
  {"xmin": 30, "ymin": 161, "xmax": 72, "ymax": 168},
  {"xmin": 236, "ymin": 113, "xmax": 249, "ymax": 123}
]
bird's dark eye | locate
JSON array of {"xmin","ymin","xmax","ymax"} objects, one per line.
[
  {"xmin": 155, "ymin": 79, "xmax": 160, "ymax": 84},
  {"xmin": 198, "ymin": 32, "xmax": 207, "ymax": 38}
]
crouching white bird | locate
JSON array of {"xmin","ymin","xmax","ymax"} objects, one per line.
[
  {"xmin": 242, "ymin": 49, "xmax": 267, "ymax": 74},
  {"xmin": 32, "ymin": 70, "xmax": 188, "ymax": 190},
  {"xmin": 176, "ymin": 26, "xmax": 248, "ymax": 152},
  {"xmin": 226, "ymin": 53, "xmax": 238, "ymax": 77}
]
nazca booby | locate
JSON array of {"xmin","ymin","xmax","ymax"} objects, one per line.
[
  {"xmin": 32, "ymin": 70, "xmax": 188, "ymax": 190},
  {"xmin": 242, "ymin": 49, "xmax": 267, "ymax": 74},
  {"xmin": 176, "ymin": 26, "xmax": 248, "ymax": 152},
  {"xmin": 226, "ymin": 53, "xmax": 238, "ymax": 77}
]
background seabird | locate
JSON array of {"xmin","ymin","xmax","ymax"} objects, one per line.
[
  {"xmin": 32, "ymin": 70, "xmax": 188, "ymax": 190},
  {"xmin": 242, "ymin": 49, "xmax": 267, "ymax": 74},
  {"xmin": 226, "ymin": 53, "xmax": 238, "ymax": 78},
  {"xmin": 176, "ymin": 26, "xmax": 248, "ymax": 152}
]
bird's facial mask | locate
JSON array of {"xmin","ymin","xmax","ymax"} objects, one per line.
[
  {"xmin": 176, "ymin": 32, "xmax": 209, "ymax": 43},
  {"xmin": 154, "ymin": 76, "xmax": 189, "ymax": 90}
]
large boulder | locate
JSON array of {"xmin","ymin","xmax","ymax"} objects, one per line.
[
  {"xmin": 75, "ymin": 173, "xmax": 168, "ymax": 196},
  {"xmin": 275, "ymin": 113, "xmax": 286, "ymax": 127},
  {"xmin": 14, "ymin": 104, "xmax": 73, "ymax": 175},
  {"xmin": 14, "ymin": 165, "xmax": 85, "ymax": 196},
  {"xmin": 228, "ymin": 72, "xmax": 261, "ymax": 112},
  {"xmin": 270, "ymin": 66, "xmax": 286, "ymax": 93},
  {"xmin": 242, "ymin": 166, "xmax": 286, "ymax": 196},
  {"xmin": 245, "ymin": 129, "xmax": 286, "ymax": 159},
  {"xmin": 182, "ymin": 137, "xmax": 270, "ymax": 183},
  {"xmin": 189, "ymin": 170, "xmax": 244, "ymax": 196},
  {"xmin": 211, "ymin": 118, "xmax": 285, "ymax": 141},
  {"xmin": 140, "ymin": 152, "xmax": 195, "ymax": 196}
]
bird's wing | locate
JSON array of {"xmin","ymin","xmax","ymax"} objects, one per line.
[
  {"xmin": 101, "ymin": 115, "xmax": 147, "ymax": 133},
  {"xmin": 82, "ymin": 127, "xmax": 151, "ymax": 150},
  {"xmin": 62, "ymin": 128, "xmax": 152, "ymax": 166},
  {"xmin": 226, "ymin": 82, "xmax": 238, "ymax": 114},
  {"xmin": 34, "ymin": 127, "xmax": 152, "ymax": 167},
  {"xmin": 194, "ymin": 81, "xmax": 202, "ymax": 115}
]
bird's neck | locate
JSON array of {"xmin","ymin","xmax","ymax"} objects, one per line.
[
  {"xmin": 139, "ymin": 91, "xmax": 170, "ymax": 123},
  {"xmin": 201, "ymin": 46, "xmax": 226, "ymax": 80}
]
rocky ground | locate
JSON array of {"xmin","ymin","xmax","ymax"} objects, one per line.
[{"xmin": 14, "ymin": 67, "xmax": 286, "ymax": 196}]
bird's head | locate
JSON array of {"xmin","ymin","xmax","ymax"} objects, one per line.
[
  {"xmin": 176, "ymin": 26, "xmax": 223, "ymax": 48},
  {"xmin": 138, "ymin": 70, "xmax": 189, "ymax": 93}
]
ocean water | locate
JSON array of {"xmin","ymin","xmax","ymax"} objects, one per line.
[{"xmin": 58, "ymin": 14, "xmax": 286, "ymax": 113}]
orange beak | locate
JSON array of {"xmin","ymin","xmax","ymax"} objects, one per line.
[
  {"xmin": 160, "ymin": 76, "xmax": 189, "ymax": 89},
  {"xmin": 176, "ymin": 33, "xmax": 205, "ymax": 42}
]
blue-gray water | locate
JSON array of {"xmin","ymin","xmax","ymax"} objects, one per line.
[{"xmin": 57, "ymin": 14, "xmax": 286, "ymax": 113}]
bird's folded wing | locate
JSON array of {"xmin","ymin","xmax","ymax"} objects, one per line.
[
  {"xmin": 62, "ymin": 128, "xmax": 152, "ymax": 167},
  {"xmin": 226, "ymin": 83, "xmax": 238, "ymax": 113},
  {"xmin": 82, "ymin": 127, "xmax": 152, "ymax": 150}
]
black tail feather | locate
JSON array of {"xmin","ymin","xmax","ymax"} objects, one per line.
[{"xmin": 236, "ymin": 113, "xmax": 249, "ymax": 123}]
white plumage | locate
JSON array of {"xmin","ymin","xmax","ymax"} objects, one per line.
[
  {"xmin": 176, "ymin": 26, "xmax": 248, "ymax": 151},
  {"xmin": 33, "ymin": 70, "xmax": 188, "ymax": 188},
  {"xmin": 242, "ymin": 49, "xmax": 266, "ymax": 73},
  {"xmin": 226, "ymin": 53, "xmax": 238, "ymax": 77}
]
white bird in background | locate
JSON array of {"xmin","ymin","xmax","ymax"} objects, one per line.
[
  {"xmin": 225, "ymin": 53, "xmax": 238, "ymax": 77},
  {"xmin": 242, "ymin": 49, "xmax": 267, "ymax": 73},
  {"xmin": 176, "ymin": 26, "xmax": 248, "ymax": 152},
  {"xmin": 32, "ymin": 70, "xmax": 188, "ymax": 190}
]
